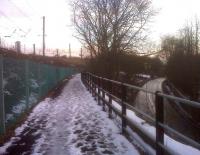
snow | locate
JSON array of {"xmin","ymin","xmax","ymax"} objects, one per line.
[
  {"xmin": 5, "ymin": 101, "xmax": 26, "ymax": 123},
  {"xmin": 136, "ymin": 74, "xmax": 151, "ymax": 79},
  {"xmin": 3, "ymin": 79, "xmax": 8, "ymax": 87},
  {"xmin": 12, "ymin": 103, "xmax": 26, "ymax": 114},
  {"xmin": 1, "ymin": 74, "xmax": 199, "ymax": 155},
  {"xmin": 134, "ymin": 78, "xmax": 165, "ymax": 116},
  {"xmin": 5, "ymin": 114, "xmax": 14, "ymax": 122},
  {"xmin": 0, "ymin": 74, "xmax": 140, "ymax": 155},
  {"xmin": 5, "ymin": 92, "xmax": 38, "ymax": 123},
  {"xmin": 92, "ymin": 77, "xmax": 200, "ymax": 155},
  {"xmin": 30, "ymin": 79, "xmax": 39, "ymax": 89},
  {"xmin": 4, "ymin": 90, "xmax": 12, "ymax": 96},
  {"xmin": 108, "ymin": 92, "xmax": 200, "ymax": 155}
]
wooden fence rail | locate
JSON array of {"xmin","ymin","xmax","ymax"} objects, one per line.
[{"xmin": 81, "ymin": 72, "xmax": 200, "ymax": 155}]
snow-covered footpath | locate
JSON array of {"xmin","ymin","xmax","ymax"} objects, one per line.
[{"xmin": 0, "ymin": 74, "xmax": 140, "ymax": 155}]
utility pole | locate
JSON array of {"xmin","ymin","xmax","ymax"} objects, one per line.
[
  {"xmin": 33, "ymin": 44, "xmax": 36, "ymax": 55},
  {"xmin": 24, "ymin": 44, "xmax": 26, "ymax": 53},
  {"xmin": 69, "ymin": 43, "xmax": 71, "ymax": 58},
  {"xmin": 80, "ymin": 47, "xmax": 83, "ymax": 59},
  {"xmin": 42, "ymin": 16, "xmax": 45, "ymax": 56},
  {"xmin": 56, "ymin": 49, "xmax": 59, "ymax": 57}
]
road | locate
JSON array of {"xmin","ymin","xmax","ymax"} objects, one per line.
[
  {"xmin": 134, "ymin": 78, "xmax": 165, "ymax": 117},
  {"xmin": 134, "ymin": 78, "xmax": 200, "ymax": 143}
]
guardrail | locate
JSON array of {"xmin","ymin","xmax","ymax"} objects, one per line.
[{"xmin": 81, "ymin": 72, "xmax": 200, "ymax": 155}]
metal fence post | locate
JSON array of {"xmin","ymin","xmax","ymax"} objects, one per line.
[
  {"xmin": 0, "ymin": 55, "xmax": 5, "ymax": 134},
  {"xmin": 56, "ymin": 67, "xmax": 59, "ymax": 84},
  {"xmin": 155, "ymin": 91, "xmax": 164, "ymax": 155},
  {"xmin": 25, "ymin": 60, "xmax": 30, "ymax": 109},
  {"xmin": 121, "ymin": 83, "xmax": 127, "ymax": 134},
  {"xmin": 38, "ymin": 63, "xmax": 42, "ymax": 98}
]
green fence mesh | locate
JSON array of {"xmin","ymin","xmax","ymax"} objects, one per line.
[{"xmin": 1, "ymin": 57, "xmax": 77, "ymax": 133}]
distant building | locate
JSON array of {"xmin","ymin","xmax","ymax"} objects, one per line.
[{"xmin": 15, "ymin": 41, "xmax": 21, "ymax": 53}]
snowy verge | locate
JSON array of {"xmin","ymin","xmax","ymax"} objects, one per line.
[{"xmin": 100, "ymin": 92, "xmax": 200, "ymax": 155}]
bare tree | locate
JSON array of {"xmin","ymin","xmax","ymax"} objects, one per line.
[
  {"xmin": 161, "ymin": 18, "xmax": 200, "ymax": 61},
  {"xmin": 179, "ymin": 19, "xmax": 200, "ymax": 55},
  {"xmin": 164, "ymin": 18, "xmax": 200, "ymax": 102},
  {"xmin": 161, "ymin": 35, "xmax": 180, "ymax": 59},
  {"xmin": 71, "ymin": 0, "xmax": 155, "ymax": 58}
]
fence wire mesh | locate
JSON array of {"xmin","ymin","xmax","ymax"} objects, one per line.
[{"xmin": 1, "ymin": 56, "xmax": 76, "ymax": 133}]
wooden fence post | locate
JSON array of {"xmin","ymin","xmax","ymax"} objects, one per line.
[
  {"xmin": 88, "ymin": 73, "xmax": 90, "ymax": 92},
  {"xmin": 98, "ymin": 77, "xmax": 100, "ymax": 105},
  {"xmin": 87, "ymin": 73, "xmax": 89, "ymax": 90},
  {"xmin": 93, "ymin": 76, "xmax": 95, "ymax": 98},
  {"xmin": 94, "ymin": 76, "xmax": 97, "ymax": 100},
  {"xmin": 89, "ymin": 74, "xmax": 92, "ymax": 93},
  {"xmin": 0, "ymin": 55, "xmax": 5, "ymax": 134},
  {"xmin": 121, "ymin": 83, "xmax": 127, "ymax": 134},
  {"xmin": 92, "ymin": 76, "xmax": 94, "ymax": 97},
  {"xmin": 81, "ymin": 73, "xmax": 83, "ymax": 83},
  {"xmin": 108, "ymin": 80, "xmax": 112, "ymax": 118},
  {"xmin": 155, "ymin": 91, "xmax": 164, "ymax": 155},
  {"xmin": 102, "ymin": 91, "xmax": 105, "ymax": 111},
  {"xmin": 102, "ymin": 79, "xmax": 105, "ymax": 111},
  {"xmin": 84, "ymin": 73, "xmax": 86, "ymax": 85}
]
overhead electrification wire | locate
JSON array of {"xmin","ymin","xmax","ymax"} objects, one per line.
[
  {"xmin": 0, "ymin": 25, "xmax": 9, "ymax": 30},
  {"xmin": 0, "ymin": 0, "xmax": 35, "ymax": 33},
  {"xmin": 7, "ymin": 0, "xmax": 32, "ymax": 21},
  {"xmin": 5, "ymin": 0, "xmax": 41, "ymax": 39},
  {"xmin": 25, "ymin": 0, "xmax": 40, "ymax": 16},
  {"xmin": 0, "ymin": 10, "xmax": 17, "ymax": 26},
  {"xmin": 0, "ymin": 9, "xmax": 32, "ymax": 36}
]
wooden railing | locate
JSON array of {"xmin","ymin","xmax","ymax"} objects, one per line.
[{"xmin": 81, "ymin": 72, "xmax": 200, "ymax": 155}]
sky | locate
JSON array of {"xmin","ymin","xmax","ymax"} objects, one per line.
[
  {"xmin": 0, "ymin": 0, "xmax": 80, "ymax": 56},
  {"xmin": 151, "ymin": 0, "xmax": 200, "ymax": 42},
  {"xmin": 1, "ymin": 0, "xmax": 200, "ymax": 56}
]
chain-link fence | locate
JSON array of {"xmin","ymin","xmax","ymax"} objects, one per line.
[{"xmin": 0, "ymin": 55, "xmax": 77, "ymax": 134}]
